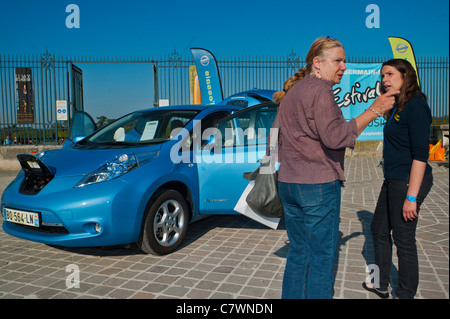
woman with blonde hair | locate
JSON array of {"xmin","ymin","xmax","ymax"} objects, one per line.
[{"xmin": 275, "ymin": 37, "xmax": 398, "ymax": 299}]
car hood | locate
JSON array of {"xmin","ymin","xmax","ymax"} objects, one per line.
[{"xmin": 36, "ymin": 144, "xmax": 162, "ymax": 177}]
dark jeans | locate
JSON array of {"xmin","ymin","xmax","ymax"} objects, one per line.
[{"xmin": 370, "ymin": 174, "xmax": 433, "ymax": 299}]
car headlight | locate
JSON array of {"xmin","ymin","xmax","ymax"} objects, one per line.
[{"xmin": 75, "ymin": 151, "xmax": 158, "ymax": 188}]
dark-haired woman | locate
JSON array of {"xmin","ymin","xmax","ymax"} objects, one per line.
[{"xmin": 363, "ymin": 59, "xmax": 433, "ymax": 299}]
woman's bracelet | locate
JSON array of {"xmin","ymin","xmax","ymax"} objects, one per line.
[{"xmin": 369, "ymin": 106, "xmax": 383, "ymax": 117}]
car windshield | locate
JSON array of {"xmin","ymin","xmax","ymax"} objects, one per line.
[{"xmin": 87, "ymin": 109, "xmax": 199, "ymax": 145}]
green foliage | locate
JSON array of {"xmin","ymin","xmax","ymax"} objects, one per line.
[{"xmin": 96, "ymin": 116, "xmax": 115, "ymax": 128}]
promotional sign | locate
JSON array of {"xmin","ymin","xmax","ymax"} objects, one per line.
[
  {"xmin": 189, "ymin": 65, "xmax": 202, "ymax": 104},
  {"xmin": 334, "ymin": 63, "xmax": 384, "ymax": 141},
  {"xmin": 15, "ymin": 67, "xmax": 35, "ymax": 124},
  {"xmin": 388, "ymin": 36, "xmax": 420, "ymax": 86},
  {"xmin": 56, "ymin": 100, "xmax": 68, "ymax": 121},
  {"xmin": 190, "ymin": 48, "xmax": 223, "ymax": 105}
]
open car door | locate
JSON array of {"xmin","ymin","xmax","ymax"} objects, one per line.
[
  {"xmin": 196, "ymin": 102, "xmax": 279, "ymax": 215},
  {"xmin": 64, "ymin": 111, "xmax": 97, "ymax": 146}
]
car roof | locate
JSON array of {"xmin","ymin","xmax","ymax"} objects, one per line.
[
  {"xmin": 137, "ymin": 104, "xmax": 235, "ymax": 113},
  {"xmin": 218, "ymin": 89, "xmax": 276, "ymax": 107},
  {"xmin": 224, "ymin": 89, "xmax": 275, "ymax": 100}
]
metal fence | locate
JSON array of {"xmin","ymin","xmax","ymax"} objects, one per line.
[
  {"xmin": 157, "ymin": 51, "xmax": 449, "ymax": 124},
  {"xmin": 1, "ymin": 50, "xmax": 448, "ymax": 145},
  {"xmin": 1, "ymin": 52, "xmax": 71, "ymax": 145},
  {"xmin": 0, "ymin": 52, "xmax": 157, "ymax": 145}
]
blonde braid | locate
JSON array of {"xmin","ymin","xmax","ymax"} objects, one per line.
[{"xmin": 272, "ymin": 68, "xmax": 307, "ymax": 104}]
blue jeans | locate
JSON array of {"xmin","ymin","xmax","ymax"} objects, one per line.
[{"xmin": 278, "ymin": 180, "xmax": 341, "ymax": 299}]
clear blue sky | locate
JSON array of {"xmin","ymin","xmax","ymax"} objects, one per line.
[{"xmin": 1, "ymin": 0, "xmax": 449, "ymax": 119}]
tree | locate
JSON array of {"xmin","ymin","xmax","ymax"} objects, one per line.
[{"xmin": 96, "ymin": 116, "xmax": 115, "ymax": 128}]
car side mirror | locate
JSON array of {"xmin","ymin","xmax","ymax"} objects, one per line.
[{"xmin": 72, "ymin": 136, "xmax": 86, "ymax": 143}]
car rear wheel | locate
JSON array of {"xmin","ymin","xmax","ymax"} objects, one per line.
[{"xmin": 137, "ymin": 189, "xmax": 189, "ymax": 255}]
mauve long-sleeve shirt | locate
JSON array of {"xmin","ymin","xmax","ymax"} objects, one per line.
[{"xmin": 277, "ymin": 74, "xmax": 358, "ymax": 184}]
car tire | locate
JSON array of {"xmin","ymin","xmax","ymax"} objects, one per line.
[{"xmin": 137, "ymin": 189, "xmax": 189, "ymax": 255}]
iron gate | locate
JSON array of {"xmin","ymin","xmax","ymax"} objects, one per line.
[
  {"xmin": 1, "ymin": 50, "xmax": 448, "ymax": 145},
  {"xmin": 156, "ymin": 51, "xmax": 449, "ymax": 125},
  {"xmin": 0, "ymin": 50, "xmax": 85, "ymax": 145}
]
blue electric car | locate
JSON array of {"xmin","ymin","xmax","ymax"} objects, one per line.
[{"xmin": 1, "ymin": 102, "xmax": 279, "ymax": 255}]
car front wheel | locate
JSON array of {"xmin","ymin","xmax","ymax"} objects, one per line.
[{"xmin": 137, "ymin": 189, "xmax": 189, "ymax": 255}]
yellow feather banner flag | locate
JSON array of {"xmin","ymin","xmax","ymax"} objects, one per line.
[{"xmin": 388, "ymin": 36, "xmax": 420, "ymax": 87}]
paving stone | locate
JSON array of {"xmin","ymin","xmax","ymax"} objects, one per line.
[{"xmin": 0, "ymin": 159, "xmax": 447, "ymax": 299}]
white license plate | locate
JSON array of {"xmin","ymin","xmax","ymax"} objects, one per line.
[{"xmin": 4, "ymin": 208, "xmax": 40, "ymax": 227}]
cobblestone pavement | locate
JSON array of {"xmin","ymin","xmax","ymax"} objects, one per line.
[{"xmin": 0, "ymin": 158, "xmax": 448, "ymax": 299}]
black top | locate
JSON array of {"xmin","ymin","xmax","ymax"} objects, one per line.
[{"xmin": 383, "ymin": 94, "xmax": 433, "ymax": 181}]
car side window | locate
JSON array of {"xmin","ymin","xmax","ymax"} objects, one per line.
[
  {"xmin": 179, "ymin": 111, "xmax": 231, "ymax": 151},
  {"xmin": 167, "ymin": 117, "xmax": 192, "ymax": 138},
  {"xmin": 198, "ymin": 111, "xmax": 230, "ymax": 147},
  {"xmin": 216, "ymin": 104, "xmax": 278, "ymax": 148}
]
